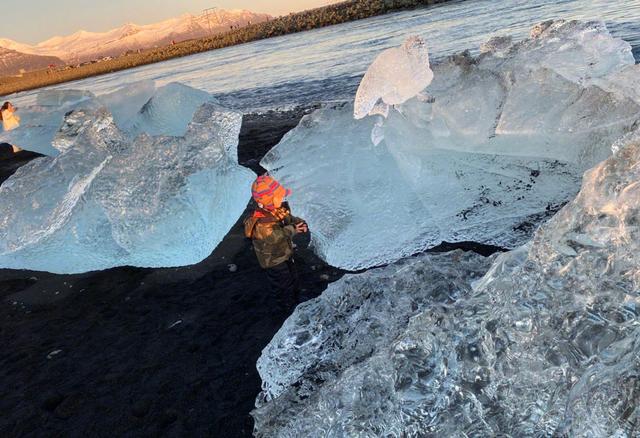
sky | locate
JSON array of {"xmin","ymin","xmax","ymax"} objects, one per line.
[{"xmin": 3, "ymin": 0, "xmax": 339, "ymax": 44}]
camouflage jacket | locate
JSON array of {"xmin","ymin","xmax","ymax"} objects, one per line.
[{"xmin": 243, "ymin": 208, "xmax": 305, "ymax": 269}]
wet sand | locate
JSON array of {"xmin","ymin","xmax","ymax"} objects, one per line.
[{"xmin": 0, "ymin": 108, "xmax": 503, "ymax": 437}]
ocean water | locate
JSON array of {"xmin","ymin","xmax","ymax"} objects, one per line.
[{"xmin": 11, "ymin": 0, "xmax": 640, "ymax": 112}]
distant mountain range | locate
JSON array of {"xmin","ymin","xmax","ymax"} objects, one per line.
[{"xmin": 0, "ymin": 9, "xmax": 271, "ymax": 75}]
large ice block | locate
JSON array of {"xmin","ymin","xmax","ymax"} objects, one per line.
[
  {"xmin": 262, "ymin": 20, "xmax": 640, "ymax": 270},
  {"xmin": 253, "ymin": 137, "xmax": 640, "ymax": 436},
  {"xmin": 0, "ymin": 81, "xmax": 210, "ymax": 156},
  {"xmin": 0, "ymin": 100, "xmax": 255, "ymax": 274}
]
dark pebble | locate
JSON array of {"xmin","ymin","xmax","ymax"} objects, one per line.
[
  {"xmin": 54, "ymin": 393, "xmax": 83, "ymax": 419},
  {"xmin": 42, "ymin": 392, "xmax": 65, "ymax": 412},
  {"xmin": 161, "ymin": 409, "xmax": 179, "ymax": 427},
  {"xmin": 131, "ymin": 400, "xmax": 151, "ymax": 418}
]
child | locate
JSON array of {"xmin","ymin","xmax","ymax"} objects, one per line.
[{"xmin": 244, "ymin": 175, "xmax": 309, "ymax": 312}]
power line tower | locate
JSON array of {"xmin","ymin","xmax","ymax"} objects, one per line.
[{"xmin": 202, "ymin": 7, "xmax": 218, "ymax": 36}]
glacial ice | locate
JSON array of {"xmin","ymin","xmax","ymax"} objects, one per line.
[
  {"xmin": 0, "ymin": 81, "xmax": 210, "ymax": 156},
  {"xmin": 0, "ymin": 93, "xmax": 95, "ymax": 156},
  {"xmin": 0, "ymin": 92, "xmax": 255, "ymax": 273},
  {"xmin": 253, "ymin": 137, "xmax": 640, "ymax": 436},
  {"xmin": 354, "ymin": 36, "xmax": 433, "ymax": 119},
  {"xmin": 261, "ymin": 20, "xmax": 640, "ymax": 270},
  {"xmin": 101, "ymin": 81, "xmax": 214, "ymax": 138},
  {"xmin": 35, "ymin": 89, "xmax": 95, "ymax": 107}
]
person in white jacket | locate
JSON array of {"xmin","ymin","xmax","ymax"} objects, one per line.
[{"xmin": 1, "ymin": 101, "xmax": 22, "ymax": 152}]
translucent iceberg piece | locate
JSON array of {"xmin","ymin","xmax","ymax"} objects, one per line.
[
  {"xmin": 0, "ymin": 102, "xmax": 255, "ymax": 274},
  {"xmin": 0, "ymin": 93, "xmax": 100, "ymax": 156},
  {"xmin": 35, "ymin": 89, "xmax": 95, "ymax": 107},
  {"xmin": 253, "ymin": 139, "xmax": 640, "ymax": 436},
  {"xmin": 252, "ymin": 250, "xmax": 493, "ymax": 437},
  {"xmin": 518, "ymin": 20, "xmax": 635, "ymax": 84},
  {"xmin": 262, "ymin": 20, "xmax": 640, "ymax": 270},
  {"xmin": 102, "ymin": 81, "xmax": 213, "ymax": 138},
  {"xmin": 255, "ymin": 250, "xmax": 493, "ymax": 403},
  {"xmin": 354, "ymin": 36, "xmax": 433, "ymax": 119},
  {"xmin": 0, "ymin": 81, "xmax": 212, "ymax": 157},
  {"xmin": 97, "ymin": 80, "xmax": 158, "ymax": 134}
]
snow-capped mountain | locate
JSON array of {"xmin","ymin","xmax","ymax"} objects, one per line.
[{"xmin": 0, "ymin": 9, "xmax": 271, "ymax": 70}]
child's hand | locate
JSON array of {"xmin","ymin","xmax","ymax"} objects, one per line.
[{"xmin": 295, "ymin": 222, "xmax": 309, "ymax": 233}]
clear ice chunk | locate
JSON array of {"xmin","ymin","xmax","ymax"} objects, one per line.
[
  {"xmin": 0, "ymin": 99, "xmax": 255, "ymax": 274},
  {"xmin": 36, "ymin": 89, "xmax": 95, "ymax": 107},
  {"xmin": 97, "ymin": 80, "xmax": 158, "ymax": 134},
  {"xmin": 261, "ymin": 20, "xmax": 640, "ymax": 270},
  {"xmin": 354, "ymin": 36, "xmax": 434, "ymax": 120},
  {"xmin": 0, "ymin": 81, "xmax": 212, "ymax": 156},
  {"xmin": 0, "ymin": 92, "xmax": 99, "ymax": 156},
  {"xmin": 253, "ymin": 137, "xmax": 640, "ymax": 436},
  {"xmin": 103, "ymin": 81, "xmax": 214, "ymax": 138}
]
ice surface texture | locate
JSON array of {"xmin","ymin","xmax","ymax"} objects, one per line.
[
  {"xmin": 0, "ymin": 81, "xmax": 211, "ymax": 156},
  {"xmin": 261, "ymin": 20, "xmax": 640, "ymax": 270},
  {"xmin": 253, "ymin": 138, "xmax": 640, "ymax": 436},
  {"xmin": 0, "ymin": 85, "xmax": 255, "ymax": 273}
]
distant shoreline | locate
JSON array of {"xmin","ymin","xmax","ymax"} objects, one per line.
[{"xmin": 0, "ymin": 0, "xmax": 455, "ymax": 97}]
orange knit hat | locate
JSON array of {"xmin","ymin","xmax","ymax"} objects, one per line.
[{"xmin": 251, "ymin": 175, "xmax": 292, "ymax": 209}]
